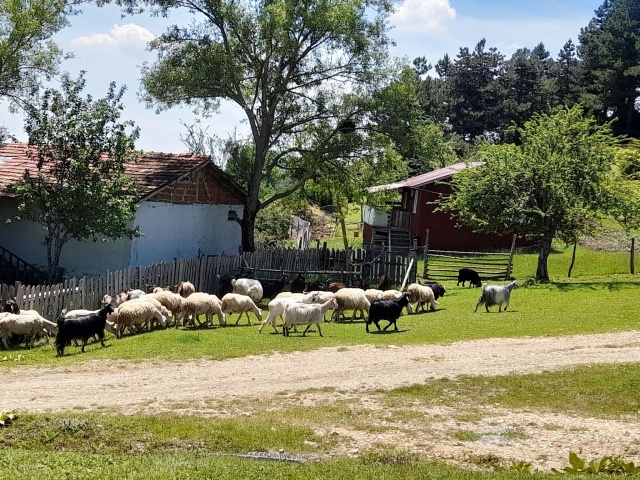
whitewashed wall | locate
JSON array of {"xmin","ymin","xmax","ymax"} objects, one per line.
[
  {"xmin": 129, "ymin": 201, "xmax": 243, "ymax": 266},
  {"xmin": 0, "ymin": 200, "xmax": 133, "ymax": 277}
]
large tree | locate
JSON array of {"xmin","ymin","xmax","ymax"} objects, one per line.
[
  {"xmin": 115, "ymin": 0, "xmax": 395, "ymax": 252},
  {"xmin": 578, "ymin": 0, "xmax": 640, "ymax": 138},
  {"xmin": 12, "ymin": 73, "xmax": 141, "ymax": 281},
  {"xmin": 439, "ymin": 106, "xmax": 618, "ymax": 281},
  {"xmin": 0, "ymin": 0, "xmax": 74, "ymax": 116}
]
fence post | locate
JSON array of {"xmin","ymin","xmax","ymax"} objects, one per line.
[
  {"xmin": 506, "ymin": 234, "xmax": 517, "ymax": 280},
  {"xmin": 422, "ymin": 229, "xmax": 430, "ymax": 279}
]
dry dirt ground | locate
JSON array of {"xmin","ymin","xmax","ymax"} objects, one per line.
[{"xmin": 3, "ymin": 331, "xmax": 640, "ymax": 472}]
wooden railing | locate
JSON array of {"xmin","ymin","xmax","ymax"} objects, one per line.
[
  {"xmin": 0, "ymin": 245, "xmax": 48, "ymax": 286},
  {"xmin": 390, "ymin": 208, "xmax": 411, "ymax": 229}
]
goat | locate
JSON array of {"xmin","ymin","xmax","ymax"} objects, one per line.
[
  {"xmin": 474, "ymin": 281, "xmax": 519, "ymax": 313},
  {"xmin": 55, "ymin": 304, "xmax": 114, "ymax": 356},
  {"xmin": 366, "ymin": 294, "xmax": 411, "ymax": 333},
  {"xmin": 457, "ymin": 268, "xmax": 482, "ymax": 288}
]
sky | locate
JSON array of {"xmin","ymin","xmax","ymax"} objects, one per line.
[{"xmin": 0, "ymin": 0, "xmax": 604, "ymax": 154}]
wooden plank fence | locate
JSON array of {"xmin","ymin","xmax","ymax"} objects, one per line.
[
  {"xmin": 422, "ymin": 232, "xmax": 517, "ymax": 281},
  {"xmin": 1, "ymin": 246, "xmax": 417, "ymax": 319}
]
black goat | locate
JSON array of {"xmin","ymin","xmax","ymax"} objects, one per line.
[
  {"xmin": 290, "ymin": 274, "xmax": 306, "ymax": 293},
  {"xmin": 365, "ymin": 294, "xmax": 411, "ymax": 333},
  {"xmin": 55, "ymin": 304, "xmax": 114, "ymax": 356},
  {"xmin": 457, "ymin": 268, "xmax": 482, "ymax": 288},
  {"xmin": 305, "ymin": 280, "xmax": 328, "ymax": 291},
  {"xmin": 422, "ymin": 281, "xmax": 446, "ymax": 300},
  {"xmin": 261, "ymin": 275, "xmax": 290, "ymax": 300}
]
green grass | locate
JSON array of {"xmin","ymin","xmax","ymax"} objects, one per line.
[
  {"xmin": 389, "ymin": 363, "xmax": 640, "ymax": 419},
  {"xmin": 0, "ymin": 449, "xmax": 557, "ymax": 480},
  {"xmin": 5, "ymin": 270, "xmax": 640, "ymax": 368}
]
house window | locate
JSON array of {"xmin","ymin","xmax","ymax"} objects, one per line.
[
  {"xmin": 228, "ymin": 210, "xmax": 238, "ymax": 221},
  {"xmin": 412, "ymin": 191, "xmax": 419, "ymax": 214}
]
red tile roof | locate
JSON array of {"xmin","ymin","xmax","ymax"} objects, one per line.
[
  {"xmin": 0, "ymin": 142, "xmax": 245, "ymax": 201},
  {"xmin": 367, "ymin": 161, "xmax": 485, "ymax": 192}
]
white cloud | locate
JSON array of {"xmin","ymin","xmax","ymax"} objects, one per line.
[
  {"xmin": 391, "ymin": 0, "xmax": 456, "ymax": 34},
  {"xmin": 70, "ymin": 23, "xmax": 155, "ymax": 50}
]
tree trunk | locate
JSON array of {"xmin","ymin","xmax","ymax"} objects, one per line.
[
  {"xmin": 567, "ymin": 240, "xmax": 577, "ymax": 278},
  {"xmin": 240, "ymin": 203, "xmax": 258, "ymax": 253},
  {"xmin": 536, "ymin": 235, "xmax": 553, "ymax": 281}
]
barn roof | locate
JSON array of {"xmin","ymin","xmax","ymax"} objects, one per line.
[
  {"xmin": 0, "ymin": 141, "xmax": 246, "ymax": 201},
  {"xmin": 368, "ymin": 161, "xmax": 485, "ymax": 192}
]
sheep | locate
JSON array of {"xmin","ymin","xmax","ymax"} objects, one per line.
[
  {"xmin": 0, "ymin": 313, "xmax": 58, "ymax": 349},
  {"xmin": 231, "ymin": 278, "xmax": 264, "ymax": 305},
  {"xmin": 377, "ymin": 274, "xmax": 392, "ymax": 291},
  {"xmin": 274, "ymin": 291, "xmax": 305, "ymax": 299},
  {"xmin": 382, "ymin": 289, "xmax": 414, "ymax": 314},
  {"xmin": 260, "ymin": 275, "xmax": 290, "ymax": 300},
  {"xmin": 55, "ymin": 304, "xmax": 114, "ymax": 355},
  {"xmin": 102, "ymin": 292, "xmax": 128, "ymax": 308},
  {"xmin": 327, "ymin": 282, "xmax": 346, "ymax": 293},
  {"xmin": 422, "ymin": 281, "xmax": 446, "ymax": 300},
  {"xmin": 176, "ymin": 292, "xmax": 226, "ymax": 328},
  {"xmin": 364, "ymin": 288, "xmax": 384, "ymax": 304},
  {"xmin": 148, "ymin": 290, "xmax": 184, "ymax": 326},
  {"xmin": 126, "ymin": 289, "xmax": 146, "ymax": 300},
  {"xmin": 282, "ymin": 297, "xmax": 338, "ymax": 337},
  {"xmin": 457, "ymin": 268, "xmax": 482, "ymax": 288},
  {"xmin": 178, "ymin": 281, "xmax": 196, "ymax": 298},
  {"xmin": 406, "ymin": 283, "xmax": 439, "ymax": 312},
  {"xmin": 220, "ymin": 293, "xmax": 263, "ymax": 325},
  {"xmin": 258, "ymin": 292, "xmax": 319, "ymax": 333},
  {"xmin": 109, "ymin": 298, "xmax": 167, "ymax": 338},
  {"xmin": 290, "ymin": 274, "xmax": 306, "ymax": 293},
  {"xmin": 474, "ymin": 281, "xmax": 519, "ymax": 313},
  {"xmin": 331, "ymin": 288, "xmax": 370, "ymax": 322},
  {"xmin": 365, "ymin": 293, "xmax": 411, "ymax": 333}
]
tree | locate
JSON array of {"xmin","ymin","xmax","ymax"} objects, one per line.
[
  {"xmin": 578, "ymin": 0, "xmax": 640, "ymax": 138},
  {"xmin": 115, "ymin": 0, "xmax": 396, "ymax": 252},
  {"xmin": 0, "ymin": 0, "xmax": 74, "ymax": 113},
  {"xmin": 12, "ymin": 72, "xmax": 141, "ymax": 281},
  {"xmin": 439, "ymin": 106, "xmax": 618, "ymax": 281}
]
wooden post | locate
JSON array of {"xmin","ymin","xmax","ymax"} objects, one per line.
[
  {"xmin": 400, "ymin": 258, "xmax": 414, "ymax": 291},
  {"xmin": 422, "ymin": 229, "xmax": 430, "ymax": 279},
  {"xmin": 631, "ymin": 237, "xmax": 635, "ymax": 275},
  {"xmin": 506, "ymin": 234, "xmax": 517, "ymax": 280}
]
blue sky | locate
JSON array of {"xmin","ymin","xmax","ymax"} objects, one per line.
[{"xmin": 0, "ymin": 0, "xmax": 604, "ymax": 153}]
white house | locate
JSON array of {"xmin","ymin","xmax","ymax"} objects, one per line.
[{"xmin": 0, "ymin": 142, "xmax": 246, "ymax": 278}]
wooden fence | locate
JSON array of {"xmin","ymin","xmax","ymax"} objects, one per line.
[
  {"xmin": 1, "ymin": 246, "xmax": 417, "ymax": 318},
  {"xmin": 422, "ymin": 233, "xmax": 517, "ymax": 281}
]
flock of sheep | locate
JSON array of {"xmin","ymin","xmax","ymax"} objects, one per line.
[{"xmin": 0, "ymin": 268, "xmax": 519, "ymax": 355}]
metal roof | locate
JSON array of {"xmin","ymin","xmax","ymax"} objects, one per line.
[{"xmin": 367, "ymin": 161, "xmax": 485, "ymax": 192}]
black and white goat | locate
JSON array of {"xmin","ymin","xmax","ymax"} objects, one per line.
[{"xmin": 474, "ymin": 281, "xmax": 518, "ymax": 313}]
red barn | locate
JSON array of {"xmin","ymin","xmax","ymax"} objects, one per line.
[{"xmin": 363, "ymin": 162, "xmax": 524, "ymax": 251}]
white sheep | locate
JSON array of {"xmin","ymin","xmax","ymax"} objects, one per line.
[
  {"xmin": 406, "ymin": 283, "xmax": 439, "ymax": 312},
  {"xmin": 282, "ymin": 297, "xmax": 338, "ymax": 337},
  {"xmin": 258, "ymin": 292, "xmax": 319, "ymax": 334},
  {"xmin": 231, "ymin": 278, "xmax": 264, "ymax": 304},
  {"xmin": 364, "ymin": 288, "xmax": 384, "ymax": 304},
  {"xmin": 220, "ymin": 293, "xmax": 262, "ymax": 325},
  {"xmin": 110, "ymin": 298, "xmax": 167, "ymax": 338},
  {"xmin": 474, "ymin": 281, "xmax": 519, "ymax": 313},
  {"xmin": 178, "ymin": 281, "xmax": 196, "ymax": 298},
  {"xmin": 0, "ymin": 313, "xmax": 57, "ymax": 349},
  {"xmin": 176, "ymin": 292, "xmax": 226, "ymax": 328},
  {"xmin": 331, "ymin": 288, "xmax": 370, "ymax": 322},
  {"xmin": 148, "ymin": 290, "xmax": 184, "ymax": 326},
  {"xmin": 382, "ymin": 289, "xmax": 414, "ymax": 314}
]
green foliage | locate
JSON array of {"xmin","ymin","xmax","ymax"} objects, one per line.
[
  {"xmin": 578, "ymin": 0, "xmax": 640, "ymax": 138},
  {"xmin": 0, "ymin": 0, "xmax": 72, "ymax": 109},
  {"xmin": 552, "ymin": 451, "xmax": 640, "ymax": 475},
  {"xmin": 254, "ymin": 204, "xmax": 293, "ymax": 248},
  {"xmin": 0, "ymin": 411, "xmax": 16, "ymax": 427},
  {"xmin": 121, "ymin": 0, "xmax": 399, "ymax": 251},
  {"xmin": 440, "ymin": 106, "xmax": 619, "ymax": 280},
  {"xmin": 13, "ymin": 72, "xmax": 141, "ymax": 281}
]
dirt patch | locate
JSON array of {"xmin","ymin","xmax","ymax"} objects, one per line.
[
  {"xmin": 2, "ymin": 331, "xmax": 640, "ymax": 472},
  {"xmin": 580, "ymin": 227, "xmax": 634, "ymax": 252}
]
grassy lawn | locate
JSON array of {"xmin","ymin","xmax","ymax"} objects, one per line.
[{"xmin": 3, "ymin": 243, "xmax": 640, "ymax": 478}]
